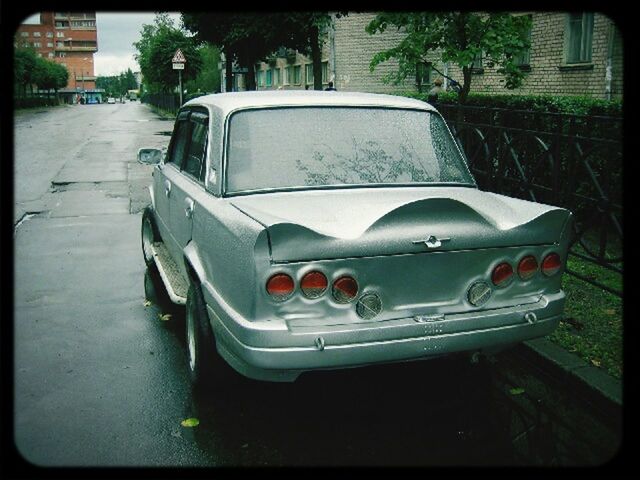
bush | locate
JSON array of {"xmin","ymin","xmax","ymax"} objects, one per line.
[
  {"xmin": 14, "ymin": 97, "xmax": 59, "ymax": 109},
  {"xmin": 402, "ymin": 91, "xmax": 622, "ymax": 117}
]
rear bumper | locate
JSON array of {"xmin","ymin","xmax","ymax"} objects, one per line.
[{"xmin": 206, "ymin": 291, "xmax": 565, "ymax": 382}]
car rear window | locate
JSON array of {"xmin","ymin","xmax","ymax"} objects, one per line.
[{"xmin": 226, "ymin": 107, "xmax": 475, "ymax": 193}]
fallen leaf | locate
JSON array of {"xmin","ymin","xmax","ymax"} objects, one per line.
[
  {"xmin": 158, "ymin": 313, "xmax": 172, "ymax": 321},
  {"xmin": 591, "ymin": 359, "xmax": 601, "ymax": 367},
  {"xmin": 143, "ymin": 300, "xmax": 152, "ymax": 307},
  {"xmin": 181, "ymin": 417, "xmax": 200, "ymax": 428},
  {"xmin": 603, "ymin": 309, "xmax": 616, "ymax": 316},
  {"xmin": 509, "ymin": 387, "xmax": 525, "ymax": 395}
]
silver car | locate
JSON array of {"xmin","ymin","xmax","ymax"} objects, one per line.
[{"xmin": 139, "ymin": 91, "xmax": 572, "ymax": 388}]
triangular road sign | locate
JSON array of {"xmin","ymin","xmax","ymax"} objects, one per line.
[{"xmin": 172, "ymin": 49, "xmax": 186, "ymax": 63}]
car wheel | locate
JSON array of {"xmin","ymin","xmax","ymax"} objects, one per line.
[
  {"xmin": 186, "ymin": 282, "xmax": 227, "ymax": 392},
  {"xmin": 141, "ymin": 206, "xmax": 158, "ymax": 267}
]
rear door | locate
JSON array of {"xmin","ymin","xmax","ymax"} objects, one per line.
[
  {"xmin": 168, "ymin": 108, "xmax": 209, "ymax": 274},
  {"xmin": 153, "ymin": 109, "xmax": 191, "ymax": 263}
]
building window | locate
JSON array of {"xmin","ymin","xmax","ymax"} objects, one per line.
[
  {"xmin": 21, "ymin": 31, "xmax": 28, "ymax": 37},
  {"xmin": 47, "ymin": 32, "xmax": 53, "ymax": 38},
  {"xmin": 274, "ymin": 68, "xmax": 281, "ymax": 86},
  {"xmin": 416, "ymin": 61, "xmax": 432, "ymax": 89},
  {"xmin": 33, "ymin": 42, "xmax": 41, "ymax": 48},
  {"xmin": 565, "ymin": 13, "xmax": 594, "ymax": 63},
  {"xmin": 514, "ymin": 16, "xmax": 532, "ymax": 68},
  {"xmin": 321, "ymin": 61, "xmax": 329, "ymax": 83},
  {"xmin": 57, "ymin": 52, "xmax": 66, "ymax": 58},
  {"xmin": 305, "ymin": 64, "xmax": 314, "ymax": 85},
  {"xmin": 266, "ymin": 68, "xmax": 272, "ymax": 87},
  {"xmin": 471, "ymin": 52, "xmax": 483, "ymax": 73},
  {"xmin": 257, "ymin": 70, "xmax": 264, "ymax": 88},
  {"xmin": 33, "ymin": 32, "xmax": 41, "ymax": 37},
  {"xmin": 47, "ymin": 42, "xmax": 54, "ymax": 48},
  {"xmin": 56, "ymin": 41, "xmax": 64, "ymax": 48},
  {"xmin": 56, "ymin": 31, "xmax": 64, "ymax": 37},
  {"xmin": 48, "ymin": 52, "xmax": 54, "ymax": 58},
  {"xmin": 293, "ymin": 65, "xmax": 301, "ymax": 85}
]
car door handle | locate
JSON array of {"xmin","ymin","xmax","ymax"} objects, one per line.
[
  {"xmin": 164, "ymin": 180, "xmax": 171, "ymax": 197},
  {"xmin": 184, "ymin": 198, "xmax": 194, "ymax": 218}
]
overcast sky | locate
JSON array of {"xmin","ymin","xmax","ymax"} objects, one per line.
[{"xmin": 22, "ymin": 12, "xmax": 183, "ymax": 76}]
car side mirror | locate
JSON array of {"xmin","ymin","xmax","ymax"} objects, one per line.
[{"xmin": 138, "ymin": 148, "xmax": 164, "ymax": 165}]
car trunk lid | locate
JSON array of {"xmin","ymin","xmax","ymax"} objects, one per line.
[{"xmin": 230, "ymin": 187, "xmax": 570, "ymax": 263}]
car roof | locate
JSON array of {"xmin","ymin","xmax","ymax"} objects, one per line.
[{"xmin": 183, "ymin": 90, "xmax": 436, "ymax": 116}]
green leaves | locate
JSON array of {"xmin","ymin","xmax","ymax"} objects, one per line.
[
  {"xmin": 509, "ymin": 387, "xmax": 526, "ymax": 396},
  {"xmin": 181, "ymin": 417, "xmax": 200, "ymax": 427},
  {"xmin": 133, "ymin": 13, "xmax": 202, "ymax": 93},
  {"xmin": 366, "ymin": 12, "xmax": 533, "ymax": 102}
]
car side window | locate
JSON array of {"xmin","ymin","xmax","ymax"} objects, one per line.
[
  {"xmin": 167, "ymin": 118, "xmax": 190, "ymax": 167},
  {"xmin": 183, "ymin": 113, "xmax": 209, "ymax": 181}
]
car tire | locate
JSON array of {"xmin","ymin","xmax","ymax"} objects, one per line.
[
  {"xmin": 141, "ymin": 206, "xmax": 159, "ymax": 267},
  {"xmin": 186, "ymin": 282, "xmax": 228, "ymax": 392}
]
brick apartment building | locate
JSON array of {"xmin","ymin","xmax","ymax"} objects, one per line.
[
  {"xmin": 230, "ymin": 12, "xmax": 622, "ymax": 101},
  {"xmin": 16, "ymin": 12, "xmax": 102, "ymax": 103}
]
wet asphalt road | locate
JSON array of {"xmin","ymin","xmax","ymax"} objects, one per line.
[{"xmin": 12, "ymin": 102, "xmax": 616, "ymax": 467}]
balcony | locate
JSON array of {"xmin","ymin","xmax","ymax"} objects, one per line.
[{"xmin": 55, "ymin": 45, "xmax": 98, "ymax": 52}]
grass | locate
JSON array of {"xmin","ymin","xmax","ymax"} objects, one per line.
[{"xmin": 549, "ymin": 254, "xmax": 623, "ymax": 379}]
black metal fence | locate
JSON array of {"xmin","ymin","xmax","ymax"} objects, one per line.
[
  {"xmin": 141, "ymin": 93, "xmax": 179, "ymax": 114},
  {"xmin": 436, "ymin": 103, "xmax": 623, "ymax": 297}
]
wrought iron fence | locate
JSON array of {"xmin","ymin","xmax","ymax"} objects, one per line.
[
  {"xmin": 436, "ymin": 103, "xmax": 623, "ymax": 297},
  {"xmin": 141, "ymin": 93, "xmax": 179, "ymax": 114}
]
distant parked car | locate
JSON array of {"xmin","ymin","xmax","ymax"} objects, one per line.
[
  {"xmin": 139, "ymin": 91, "xmax": 573, "ymax": 389},
  {"xmin": 107, "ymin": 97, "xmax": 116, "ymax": 104}
]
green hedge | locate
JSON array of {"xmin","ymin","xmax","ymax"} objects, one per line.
[
  {"xmin": 14, "ymin": 97, "xmax": 59, "ymax": 109},
  {"xmin": 402, "ymin": 91, "xmax": 622, "ymax": 117}
]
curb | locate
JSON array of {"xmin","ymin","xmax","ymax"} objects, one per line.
[{"xmin": 514, "ymin": 338, "xmax": 622, "ymax": 419}]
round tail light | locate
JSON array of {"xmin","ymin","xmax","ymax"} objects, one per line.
[
  {"xmin": 518, "ymin": 256, "xmax": 538, "ymax": 280},
  {"xmin": 301, "ymin": 271, "xmax": 328, "ymax": 298},
  {"xmin": 266, "ymin": 273, "xmax": 294, "ymax": 301},
  {"xmin": 332, "ymin": 276, "xmax": 358, "ymax": 303},
  {"xmin": 491, "ymin": 262, "xmax": 514, "ymax": 287},
  {"xmin": 542, "ymin": 253, "xmax": 562, "ymax": 276}
]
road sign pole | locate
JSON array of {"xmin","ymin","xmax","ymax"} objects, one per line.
[{"xmin": 179, "ymin": 69, "xmax": 183, "ymax": 107}]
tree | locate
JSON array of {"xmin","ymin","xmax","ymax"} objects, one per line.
[
  {"xmin": 97, "ymin": 69, "xmax": 137, "ymax": 98},
  {"xmin": 184, "ymin": 44, "xmax": 221, "ymax": 94},
  {"xmin": 14, "ymin": 44, "xmax": 38, "ymax": 96},
  {"xmin": 366, "ymin": 12, "xmax": 532, "ymax": 103},
  {"xmin": 266, "ymin": 13, "xmax": 345, "ymax": 91},
  {"xmin": 31, "ymin": 57, "xmax": 68, "ymax": 99},
  {"xmin": 181, "ymin": 12, "xmax": 346, "ymax": 91},
  {"xmin": 133, "ymin": 13, "xmax": 202, "ymax": 93},
  {"xmin": 182, "ymin": 13, "xmax": 271, "ymax": 91}
]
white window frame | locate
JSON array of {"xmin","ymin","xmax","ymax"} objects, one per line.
[{"xmin": 305, "ymin": 64, "xmax": 314, "ymax": 85}]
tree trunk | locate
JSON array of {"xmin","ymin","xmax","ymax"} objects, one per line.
[
  {"xmin": 225, "ymin": 51, "xmax": 233, "ymax": 92},
  {"xmin": 459, "ymin": 66, "xmax": 472, "ymax": 104},
  {"xmin": 245, "ymin": 62, "xmax": 256, "ymax": 91},
  {"xmin": 310, "ymin": 24, "xmax": 323, "ymax": 90}
]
